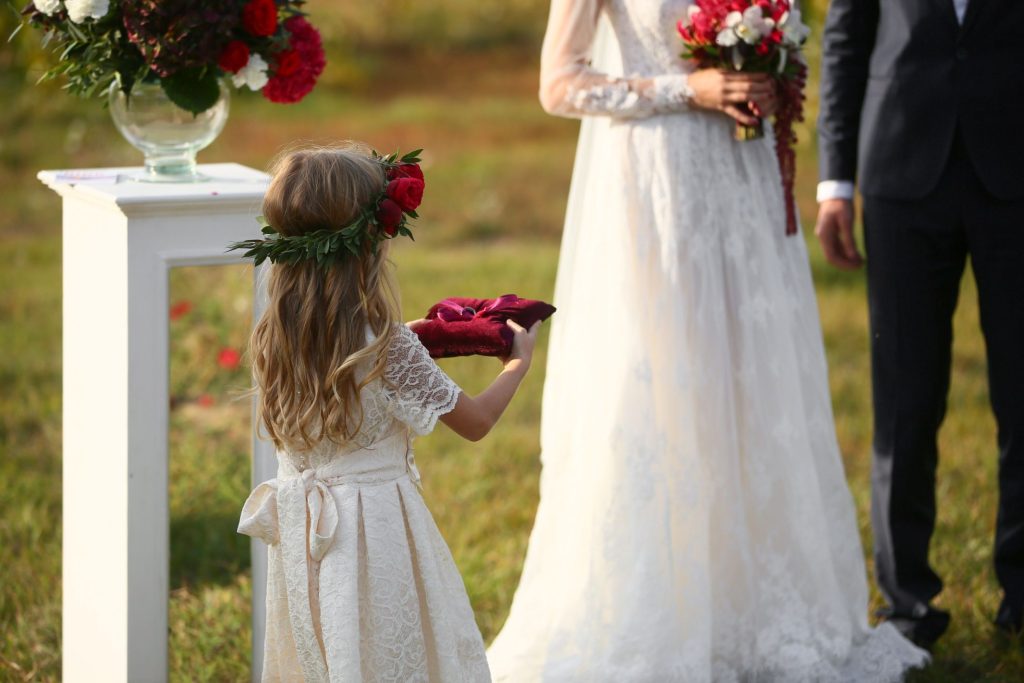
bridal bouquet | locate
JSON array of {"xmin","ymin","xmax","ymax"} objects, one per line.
[
  {"xmin": 677, "ymin": 0, "xmax": 810, "ymax": 234},
  {"xmin": 20, "ymin": 0, "xmax": 325, "ymax": 114}
]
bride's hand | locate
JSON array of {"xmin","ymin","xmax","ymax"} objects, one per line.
[{"xmin": 688, "ymin": 69, "xmax": 776, "ymax": 125}]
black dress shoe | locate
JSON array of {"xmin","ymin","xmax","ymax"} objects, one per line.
[
  {"xmin": 880, "ymin": 606, "xmax": 951, "ymax": 650},
  {"xmin": 994, "ymin": 601, "xmax": 1023, "ymax": 636}
]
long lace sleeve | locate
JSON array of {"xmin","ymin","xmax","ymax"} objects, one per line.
[
  {"xmin": 384, "ymin": 325, "xmax": 461, "ymax": 437},
  {"xmin": 540, "ymin": 0, "xmax": 693, "ymax": 118}
]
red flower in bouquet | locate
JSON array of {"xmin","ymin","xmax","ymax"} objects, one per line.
[
  {"xmin": 242, "ymin": 0, "xmax": 277, "ymax": 37},
  {"xmin": 218, "ymin": 40, "xmax": 250, "ymax": 73},
  {"xmin": 386, "ymin": 177, "xmax": 425, "ymax": 212},
  {"xmin": 262, "ymin": 16, "xmax": 325, "ymax": 104}
]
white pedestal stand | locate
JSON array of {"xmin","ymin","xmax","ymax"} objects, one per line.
[{"xmin": 40, "ymin": 164, "xmax": 277, "ymax": 683}]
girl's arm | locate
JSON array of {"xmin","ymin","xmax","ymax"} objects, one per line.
[{"xmin": 440, "ymin": 320, "xmax": 540, "ymax": 442}]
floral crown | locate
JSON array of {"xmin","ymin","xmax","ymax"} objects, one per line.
[{"xmin": 228, "ymin": 149, "xmax": 425, "ymax": 268}]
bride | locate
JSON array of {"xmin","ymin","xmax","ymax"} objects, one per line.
[{"xmin": 486, "ymin": 1, "xmax": 929, "ymax": 680}]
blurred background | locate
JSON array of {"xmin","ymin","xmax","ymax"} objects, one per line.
[{"xmin": 1, "ymin": 1, "xmax": 1020, "ymax": 680}]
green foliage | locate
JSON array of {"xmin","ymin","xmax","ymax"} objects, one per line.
[
  {"xmin": 160, "ymin": 67, "xmax": 222, "ymax": 116},
  {"xmin": 29, "ymin": 11, "xmax": 148, "ymax": 100}
]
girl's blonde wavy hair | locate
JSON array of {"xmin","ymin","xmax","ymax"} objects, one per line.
[{"xmin": 250, "ymin": 143, "xmax": 401, "ymax": 452}]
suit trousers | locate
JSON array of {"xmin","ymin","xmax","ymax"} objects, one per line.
[{"xmin": 863, "ymin": 132, "xmax": 1024, "ymax": 623}]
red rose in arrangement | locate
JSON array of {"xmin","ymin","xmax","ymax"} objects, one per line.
[
  {"xmin": 218, "ymin": 40, "xmax": 250, "ymax": 73},
  {"xmin": 242, "ymin": 0, "xmax": 277, "ymax": 37},
  {"xmin": 387, "ymin": 163, "xmax": 424, "ymax": 183},
  {"xmin": 375, "ymin": 199, "xmax": 403, "ymax": 236},
  {"xmin": 386, "ymin": 177, "xmax": 424, "ymax": 212},
  {"xmin": 262, "ymin": 16, "xmax": 325, "ymax": 104},
  {"xmin": 218, "ymin": 347, "xmax": 241, "ymax": 370}
]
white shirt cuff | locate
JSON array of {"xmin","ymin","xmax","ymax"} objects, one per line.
[{"xmin": 816, "ymin": 180, "xmax": 856, "ymax": 203}]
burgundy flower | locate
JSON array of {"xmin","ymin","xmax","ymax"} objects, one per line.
[
  {"xmin": 242, "ymin": 0, "xmax": 277, "ymax": 37},
  {"xmin": 123, "ymin": 0, "xmax": 242, "ymax": 78},
  {"xmin": 375, "ymin": 198, "xmax": 403, "ymax": 236},
  {"xmin": 386, "ymin": 178, "xmax": 424, "ymax": 212},
  {"xmin": 262, "ymin": 16, "xmax": 325, "ymax": 104},
  {"xmin": 218, "ymin": 40, "xmax": 250, "ymax": 73},
  {"xmin": 197, "ymin": 394, "xmax": 215, "ymax": 407}
]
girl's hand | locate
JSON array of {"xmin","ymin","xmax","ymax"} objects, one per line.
[
  {"xmin": 441, "ymin": 319, "xmax": 543, "ymax": 442},
  {"xmin": 405, "ymin": 318, "xmax": 428, "ymax": 332},
  {"xmin": 688, "ymin": 69, "xmax": 776, "ymax": 126},
  {"xmin": 500, "ymin": 320, "xmax": 541, "ymax": 372}
]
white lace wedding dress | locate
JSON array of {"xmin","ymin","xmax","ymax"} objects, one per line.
[
  {"xmin": 238, "ymin": 325, "xmax": 490, "ymax": 682},
  {"xmin": 486, "ymin": 1, "xmax": 930, "ymax": 680}
]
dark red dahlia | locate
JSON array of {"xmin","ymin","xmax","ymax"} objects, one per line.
[{"xmin": 262, "ymin": 16, "xmax": 325, "ymax": 104}]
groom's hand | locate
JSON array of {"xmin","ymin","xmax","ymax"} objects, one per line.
[{"xmin": 815, "ymin": 199, "xmax": 863, "ymax": 270}]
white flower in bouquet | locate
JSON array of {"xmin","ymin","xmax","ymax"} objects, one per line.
[
  {"xmin": 64, "ymin": 0, "xmax": 109, "ymax": 23},
  {"xmin": 778, "ymin": 8, "xmax": 811, "ymax": 46},
  {"xmin": 716, "ymin": 11, "xmax": 743, "ymax": 47},
  {"xmin": 232, "ymin": 53, "xmax": 269, "ymax": 91},
  {"xmin": 735, "ymin": 6, "xmax": 773, "ymax": 45},
  {"xmin": 34, "ymin": 0, "xmax": 62, "ymax": 16}
]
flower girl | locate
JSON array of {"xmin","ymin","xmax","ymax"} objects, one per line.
[{"xmin": 233, "ymin": 144, "xmax": 538, "ymax": 682}]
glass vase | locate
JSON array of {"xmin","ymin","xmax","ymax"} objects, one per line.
[{"xmin": 108, "ymin": 80, "xmax": 230, "ymax": 183}]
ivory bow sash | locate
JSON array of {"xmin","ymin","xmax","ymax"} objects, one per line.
[
  {"xmin": 237, "ymin": 453, "xmax": 420, "ymax": 682},
  {"xmin": 238, "ymin": 468, "xmax": 339, "ymax": 682}
]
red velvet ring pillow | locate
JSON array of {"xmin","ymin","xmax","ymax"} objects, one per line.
[{"xmin": 413, "ymin": 294, "xmax": 556, "ymax": 358}]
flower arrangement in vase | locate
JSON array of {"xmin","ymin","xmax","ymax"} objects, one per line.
[{"xmin": 21, "ymin": 0, "xmax": 326, "ymax": 181}]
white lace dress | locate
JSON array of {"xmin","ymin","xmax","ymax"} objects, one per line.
[
  {"xmin": 486, "ymin": 0, "xmax": 930, "ymax": 681},
  {"xmin": 238, "ymin": 325, "xmax": 491, "ymax": 683}
]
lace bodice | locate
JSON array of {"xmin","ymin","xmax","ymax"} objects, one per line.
[
  {"xmin": 279, "ymin": 324, "xmax": 461, "ymax": 473},
  {"xmin": 540, "ymin": 0, "xmax": 695, "ymax": 117}
]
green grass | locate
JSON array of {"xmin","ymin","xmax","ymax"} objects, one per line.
[{"xmin": 2, "ymin": 1, "xmax": 1023, "ymax": 678}]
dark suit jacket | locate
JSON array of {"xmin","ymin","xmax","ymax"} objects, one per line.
[{"xmin": 818, "ymin": 0, "xmax": 1024, "ymax": 200}]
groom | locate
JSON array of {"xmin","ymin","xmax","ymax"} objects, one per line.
[{"xmin": 816, "ymin": 0, "xmax": 1024, "ymax": 648}]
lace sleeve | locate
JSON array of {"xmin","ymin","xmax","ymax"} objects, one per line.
[
  {"xmin": 540, "ymin": 0, "xmax": 693, "ymax": 118},
  {"xmin": 384, "ymin": 325, "xmax": 462, "ymax": 437}
]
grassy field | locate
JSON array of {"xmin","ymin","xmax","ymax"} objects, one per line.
[{"xmin": 2, "ymin": 2, "xmax": 1022, "ymax": 681}]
